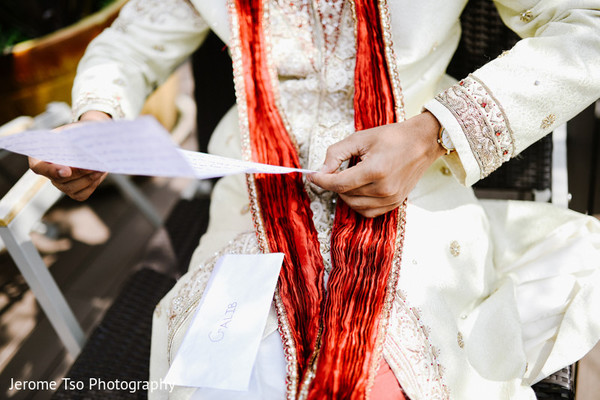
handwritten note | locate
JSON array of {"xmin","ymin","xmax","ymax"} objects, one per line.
[
  {"xmin": 0, "ymin": 117, "xmax": 314, "ymax": 179},
  {"xmin": 165, "ymin": 253, "xmax": 284, "ymax": 391}
]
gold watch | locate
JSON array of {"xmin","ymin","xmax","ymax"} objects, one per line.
[{"xmin": 437, "ymin": 126, "xmax": 456, "ymax": 155}]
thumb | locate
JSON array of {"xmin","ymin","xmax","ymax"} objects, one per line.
[
  {"xmin": 56, "ymin": 165, "xmax": 73, "ymax": 178},
  {"xmin": 29, "ymin": 157, "xmax": 73, "ymax": 180}
]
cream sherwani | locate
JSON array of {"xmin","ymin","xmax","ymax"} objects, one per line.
[{"xmin": 72, "ymin": 0, "xmax": 600, "ymax": 399}]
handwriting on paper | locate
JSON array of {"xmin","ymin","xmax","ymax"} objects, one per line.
[{"xmin": 0, "ymin": 117, "xmax": 314, "ymax": 179}]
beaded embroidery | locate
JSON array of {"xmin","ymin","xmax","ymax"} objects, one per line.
[
  {"xmin": 384, "ymin": 291, "xmax": 450, "ymax": 399},
  {"xmin": 435, "ymin": 75, "xmax": 515, "ymax": 179}
]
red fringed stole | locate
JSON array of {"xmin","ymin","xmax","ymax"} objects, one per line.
[{"xmin": 234, "ymin": 0, "xmax": 400, "ymax": 398}]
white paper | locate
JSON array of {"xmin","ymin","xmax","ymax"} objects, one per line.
[
  {"xmin": 165, "ymin": 253, "xmax": 284, "ymax": 391},
  {"xmin": 179, "ymin": 149, "xmax": 313, "ymax": 179},
  {"xmin": 0, "ymin": 117, "xmax": 314, "ymax": 178}
]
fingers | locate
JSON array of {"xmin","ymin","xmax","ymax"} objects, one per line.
[
  {"xmin": 71, "ymin": 174, "xmax": 107, "ymax": 201},
  {"xmin": 27, "ymin": 115, "xmax": 112, "ymax": 201},
  {"xmin": 52, "ymin": 171, "xmax": 107, "ymax": 201},
  {"xmin": 342, "ymin": 177, "xmax": 400, "ymax": 198},
  {"xmin": 340, "ymin": 194, "xmax": 404, "ymax": 216},
  {"xmin": 309, "ymin": 166, "xmax": 368, "ymax": 194},
  {"xmin": 319, "ymin": 133, "xmax": 370, "ymax": 173},
  {"xmin": 29, "ymin": 157, "xmax": 106, "ymax": 201},
  {"xmin": 356, "ymin": 206, "xmax": 397, "ymax": 219},
  {"xmin": 339, "ymin": 193, "xmax": 402, "ymax": 217},
  {"xmin": 52, "ymin": 171, "xmax": 103, "ymax": 192},
  {"xmin": 306, "ymin": 131, "xmax": 402, "ymax": 218},
  {"xmin": 29, "ymin": 158, "xmax": 74, "ymax": 180},
  {"xmin": 29, "ymin": 157, "xmax": 102, "ymax": 182},
  {"xmin": 309, "ymin": 157, "xmax": 391, "ymax": 194}
]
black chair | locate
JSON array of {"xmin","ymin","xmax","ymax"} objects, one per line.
[{"xmin": 447, "ymin": 0, "xmax": 554, "ymax": 201}]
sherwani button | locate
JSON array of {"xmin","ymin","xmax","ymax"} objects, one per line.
[
  {"xmin": 450, "ymin": 241, "xmax": 461, "ymax": 257},
  {"xmin": 241, "ymin": 204, "xmax": 251, "ymax": 215},
  {"xmin": 520, "ymin": 10, "xmax": 534, "ymax": 22},
  {"xmin": 440, "ymin": 166, "xmax": 451, "ymax": 176},
  {"xmin": 457, "ymin": 332, "xmax": 465, "ymax": 349},
  {"xmin": 541, "ymin": 114, "xmax": 557, "ymax": 129}
]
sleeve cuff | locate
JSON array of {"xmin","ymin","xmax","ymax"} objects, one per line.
[
  {"xmin": 425, "ymin": 75, "xmax": 516, "ymax": 187},
  {"xmin": 71, "ymin": 64, "xmax": 148, "ymax": 122},
  {"xmin": 72, "ymin": 96, "xmax": 126, "ymax": 122},
  {"xmin": 425, "ymin": 99, "xmax": 478, "ymax": 186}
]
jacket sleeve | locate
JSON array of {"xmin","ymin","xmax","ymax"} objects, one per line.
[
  {"xmin": 72, "ymin": 0, "xmax": 209, "ymax": 120},
  {"xmin": 424, "ymin": 0, "xmax": 600, "ymax": 186}
]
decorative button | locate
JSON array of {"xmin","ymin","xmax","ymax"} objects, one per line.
[
  {"xmin": 457, "ymin": 332, "xmax": 465, "ymax": 348},
  {"xmin": 450, "ymin": 241, "xmax": 461, "ymax": 257},
  {"xmin": 440, "ymin": 166, "xmax": 451, "ymax": 176},
  {"xmin": 534, "ymin": 80, "xmax": 541, "ymax": 86},
  {"xmin": 520, "ymin": 10, "xmax": 534, "ymax": 22},
  {"xmin": 540, "ymin": 114, "xmax": 556, "ymax": 129},
  {"xmin": 240, "ymin": 204, "xmax": 251, "ymax": 215}
]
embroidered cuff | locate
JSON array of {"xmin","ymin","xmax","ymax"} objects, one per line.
[
  {"xmin": 72, "ymin": 93, "xmax": 126, "ymax": 122},
  {"xmin": 433, "ymin": 75, "xmax": 515, "ymax": 181},
  {"xmin": 424, "ymin": 100, "xmax": 476, "ymax": 186}
]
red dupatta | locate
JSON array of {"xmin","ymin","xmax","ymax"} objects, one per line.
[{"xmin": 230, "ymin": 0, "xmax": 405, "ymax": 398}]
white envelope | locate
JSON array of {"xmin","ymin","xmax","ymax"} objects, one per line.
[{"xmin": 165, "ymin": 253, "xmax": 284, "ymax": 391}]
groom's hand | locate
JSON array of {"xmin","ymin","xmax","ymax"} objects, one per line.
[{"xmin": 308, "ymin": 111, "xmax": 445, "ymax": 218}]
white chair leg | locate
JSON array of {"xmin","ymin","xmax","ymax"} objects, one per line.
[
  {"xmin": 109, "ymin": 174, "xmax": 163, "ymax": 228},
  {"xmin": 0, "ymin": 225, "xmax": 84, "ymax": 358}
]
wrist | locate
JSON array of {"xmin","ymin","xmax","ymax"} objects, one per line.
[
  {"xmin": 419, "ymin": 111, "xmax": 446, "ymax": 159},
  {"xmin": 79, "ymin": 110, "xmax": 112, "ymax": 122}
]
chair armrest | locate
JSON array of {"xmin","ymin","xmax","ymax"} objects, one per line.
[{"xmin": 0, "ymin": 169, "xmax": 62, "ymax": 229}]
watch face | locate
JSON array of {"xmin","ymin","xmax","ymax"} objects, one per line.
[{"xmin": 441, "ymin": 129, "xmax": 455, "ymax": 152}]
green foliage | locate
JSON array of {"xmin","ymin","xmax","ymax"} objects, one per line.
[{"xmin": 0, "ymin": 0, "xmax": 117, "ymax": 51}]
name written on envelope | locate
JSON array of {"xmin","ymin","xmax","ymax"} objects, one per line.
[{"xmin": 208, "ymin": 301, "xmax": 238, "ymax": 343}]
